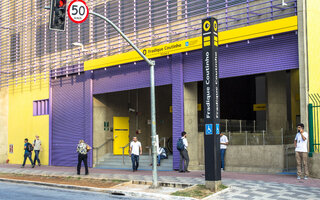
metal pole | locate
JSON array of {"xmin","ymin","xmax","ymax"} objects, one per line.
[{"xmin": 89, "ymin": 11, "xmax": 158, "ymax": 187}]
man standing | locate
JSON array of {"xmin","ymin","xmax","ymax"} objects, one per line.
[
  {"xmin": 179, "ymin": 131, "xmax": 190, "ymax": 173},
  {"xmin": 77, "ymin": 140, "xmax": 90, "ymax": 175},
  {"xmin": 220, "ymin": 132, "xmax": 229, "ymax": 171},
  {"xmin": 129, "ymin": 136, "xmax": 142, "ymax": 172},
  {"xmin": 21, "ymin": 138, "xmax": 34, "ymax": 168},
  {"xmin": 33, "ymin": 135, "xmax": 41, "ymax": 166},
  {"xmin": 294, "ymin": 123, "xmax": 309, "ymax": 180}
]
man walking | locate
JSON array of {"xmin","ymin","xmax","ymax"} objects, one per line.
[
  {"xmin": 129, "ymin": 136, "xmax": 142, "ymax": 172},
  {"xmin": 294, "ymin": 123, "xmax": 309, "ymax": 180},
  {"xmin": 21, "ymin": 138, "xmax": 34, "ymax": 168},
  {"xmin": 179, "ymin": 131, "xmax": 190, "ymax": 173},
  {"xmin": 220, "ymin": 132, "xmax": 229, "ymax": 171},
  {"xmin": 33, "ymin": 135, "xmax": 41, "ymax": 166}
]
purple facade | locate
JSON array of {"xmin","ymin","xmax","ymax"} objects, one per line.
[
  {"xmin": 50, "ymin": 32, "xmax": 298, "ymax": 168},
  {"xmin": 51, "ymin": 71, "xmax": 93, "ymax": 167}
]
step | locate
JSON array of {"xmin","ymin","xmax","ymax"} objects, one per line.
[{"xmin": 95, "ymin": 154, "xmax": 173, "ymax": 171}]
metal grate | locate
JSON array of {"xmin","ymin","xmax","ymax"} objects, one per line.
[{"xmin": 0, "ymin": 0, "xmax": 297, "ymax": 87}]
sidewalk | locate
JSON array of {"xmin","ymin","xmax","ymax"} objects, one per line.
[{"xmin": 1, "ymin": 164, "xmax": 320, "ymax": 199}]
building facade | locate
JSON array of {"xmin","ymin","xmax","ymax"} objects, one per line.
[{"xmin": 0, "ymin": 0, "xmax": 319, "ymax": 172}]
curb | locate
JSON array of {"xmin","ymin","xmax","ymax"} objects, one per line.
[
  {"xmin": 0, "ymin": 170, "xmax": 193, "ymax": 189},
  {"xmin": 0, "ymin": 178, "xmax": 196, "ymax": 200},
  {"xmin": 202, "ymin": 186, "xmax": 231, "ymax": 200}
]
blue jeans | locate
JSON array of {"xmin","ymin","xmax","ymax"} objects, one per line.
[
  {"xmin": 22, "ymin": 152, "xmax": 34, "ymax": 166},
  {"xmin": 131, "ymin": 154, "xmax": 139, "ymax": 171},
  {"xmin": 220, "ymin": 149, "xmax": 226, "ymax": 169},
  {"xmin": 34, "ymin": 150, "xmax": 41, "ymax": 165},
  {"xmin": 157, "ymin": 155, "xmax": 166, "ymax": 165}
]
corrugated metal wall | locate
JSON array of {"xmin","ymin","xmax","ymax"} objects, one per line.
[
  {"xmin": 51, "ymin": 72, "xmax": 92, "ymax": 167},
  {"xmin": 51, "ymin": 31, "xmax": 298, "ymax": 168},
  {"xmin": 183, "ymin": 31, "xmax": 299, "ymax": 82}
]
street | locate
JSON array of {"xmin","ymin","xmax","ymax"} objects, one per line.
[{"xmin": 0, "ymin": 182, "xmax": 151, "ymax": 200}]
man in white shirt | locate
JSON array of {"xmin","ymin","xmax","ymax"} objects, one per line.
[
  {"xmin": 220, "ymin": 133, "xmax": 229, "ymax": 171},
  {"xmin": 179, "ymin": 131, "xmax": 190, "ymax": 173},
  {"xmin": 129, "ymin": 136, "xmax": 142, "ymax": 172},
  {"xmin": 33, "ymin": 135, "xmax": 41, "ymax": 166},
  {"xmin": 294, "ymin": 123, "xmax": 309, "ymax": 180}
]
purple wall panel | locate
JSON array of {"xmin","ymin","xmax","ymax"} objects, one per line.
[
  {"xmin": 171, "ymin": 53, "xmax": 184, "ymax": 170},
  {"xmin": 51, "ymin": 71, "xmax": 93, "ymax": 167},
  {"xmin": 93, "ymin": 57, "xmax": 171, "ymax": 94},
  {"xmin": 183, "ymin": 32, "xmax": 299, "ymax": 82},
  {"xmin": 50, "ymin": 31, "xmax": 298, "ymax": 169}
]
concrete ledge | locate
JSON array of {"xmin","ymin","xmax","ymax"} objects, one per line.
[
  {"xmin": 0, "ymin": 178, "xmax": 195, "ymax": 200},
  {"xmin": 309, "ymin": 153, "xmax": 320, "ymax": 179},
  {"xmin": 225, "ymin": 166, "xmax": 283, "ymax": 174},
  {"xmin": 225, "ymin": 145, "xmax": 293, "ymax": 173}
]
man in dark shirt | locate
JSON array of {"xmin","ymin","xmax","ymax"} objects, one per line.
[{"xmin": 21, "ymin": 138, "xmax": 34, "ymax": 168}]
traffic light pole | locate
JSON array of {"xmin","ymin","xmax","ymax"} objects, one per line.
[{"xmin": 89, "ymin": 11, "xmax": 158, "ymax": 188}]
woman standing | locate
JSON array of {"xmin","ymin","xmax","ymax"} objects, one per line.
[{"xmin": 77, "ymin": 140, "xmax": 91, "ymax": 175}]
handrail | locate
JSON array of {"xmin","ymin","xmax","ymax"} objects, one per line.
[
  {"xmin": 121, "ymin": 142, "xmax": 130, "ymax": 165},
  {"xmin": 93, "ymin": 138, "xmax": 113, "ymax": 150},
  {"xmin": 93, "ymin": 138, "xmax": 113, "ymax": 165}
]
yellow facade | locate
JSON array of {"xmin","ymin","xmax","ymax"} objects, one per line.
[
  {"xmin": 7, "ymin": 78, "xmax": 49, "ymax": 165},
  {"xmin": 307, "ymin": 0, "xmax": 320, "ymax": 95}
]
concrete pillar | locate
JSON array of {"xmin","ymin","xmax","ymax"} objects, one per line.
[
  {"xmin": 297, "ymin": 0, "xmax": 309, "ymax": 128},
  {"xmin": 266, "ymin": 71, "xmax": 288, "ymax": 138},
  {"xmin": 184, "ymin": 82, "xmax": 198, "ymax": 170},
  {"xmin": 0, "ymin": 87, "xmax": 8, "ymax": 163}
]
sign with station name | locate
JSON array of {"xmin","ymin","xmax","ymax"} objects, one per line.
[
  {"xmin": 84, "ymin": 37, "xmax": 201, "ymax": 71},
  {"xmin": 202, "ymin": 17, "xmax": 221, "ymax": 182}
]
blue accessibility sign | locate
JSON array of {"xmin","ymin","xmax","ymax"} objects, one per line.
[
  {"xmin": 205, "ymin": 124, "xmax": 213, "ymax": 135},
  {"xmin": 216, "ymin": 123, "xmax": 220, "ymax": 134}
]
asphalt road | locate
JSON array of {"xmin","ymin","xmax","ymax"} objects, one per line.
[{"xmin": 0, "ymin": 182, "xmax": 151, "ymax": 200}]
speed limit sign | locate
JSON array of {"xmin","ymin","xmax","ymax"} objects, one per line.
[{"xmin": 68, "ymin": 0, "xmax": 89, "ymax": 24}]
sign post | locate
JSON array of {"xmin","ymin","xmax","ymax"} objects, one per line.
[{"xmin": 202, "ymin": 17, "xmax": 221, "ymax": 191}]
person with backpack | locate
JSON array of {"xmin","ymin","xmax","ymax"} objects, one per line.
[
  {"xmin": 157, "ymin": 145, "xmax": 167, "ymax": 166},
  {"xmin": 177, "ymin": 131, "xmax": 189, "ymax": 173},
  {"xmin": 33, "ymin": 135, "xmax": 41, "ymax": 167},
  {"xmin": 21, "ymin": 138, "xmax": 34, "ymax": 168}
]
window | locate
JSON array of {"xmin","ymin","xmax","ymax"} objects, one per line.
[
  {"xmin": 136, "ymin": 1, "xmax": 149, "ymax": 31},
  {"xmin": 186, "ymin": 0, "xmax": 207, "ymax": 18},
  {"xmin": 46, "ymin": 23, "xmax": 56, "ymax": 54},
  {"xmin": 151, "ymin": 0, "xmax": 173, "ymax": 26},
  {"xmin": 36, "ymin": 24, "xmax": 45, "ymax": 57},
  {"xmin": 93, "ymin": 4, "xmax": 106, "ymax": 43},
  {"xmin": 10, "ymin": 33, "xmax": 20, "ymax": 63},
  {"xmin": 33, "ymin": 99, "xmax": 49, "ymax": 116},
  {"xmin": 121, "ymin": 0, "xmax": 135, "ymax": 34},
  {"xmin": 107, "ymin": 1, "xmax": 120, "ymax": 38}
]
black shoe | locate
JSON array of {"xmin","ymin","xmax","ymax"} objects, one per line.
[
  {"xmin": 38, "ymin": 163, "xmax": 41, "ymax": 167},
  {"xmin": 32, "ymin": 165, "xmax": 35, "ymax": 168},
  {"xmin": 77, "ymin": 173, "xmax": 80, "ymax": 175},
  {"xmin": 179, "ymin": 170, "xmax": 184, "ymax": 173},
  {"xmin": 85, "ymin": 173, "xmax": 89, "ymax": 175}
]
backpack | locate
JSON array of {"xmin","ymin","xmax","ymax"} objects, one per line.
[
  {"xmin": 27, "ymin": 143, "xmax": 33, "ymax": 152},
  {"xmin": 176, "ymin": 138, "xmax": 185, "ymax": 151}
]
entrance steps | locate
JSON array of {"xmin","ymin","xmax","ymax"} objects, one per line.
[{"xmin": 95, "ymin": 154, "xmax": 173, "ymax": 171}]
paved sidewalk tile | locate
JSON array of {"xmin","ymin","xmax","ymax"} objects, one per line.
[{"xmin": 1, "ymin": 164, "xmax": 320, "ymax": 200}]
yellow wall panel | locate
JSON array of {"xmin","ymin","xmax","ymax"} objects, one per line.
[
  {"xmin": 307, "ymin": 0, "xmax": 320, "ymax": 95},
  {"xmin": 7, "ymin": 78, "xmax": 49, "ymax": 165}
]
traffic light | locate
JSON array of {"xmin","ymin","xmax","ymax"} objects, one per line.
[{"xmin": 49, "ymin": 0, "xmax": 67, "ymax": 31}]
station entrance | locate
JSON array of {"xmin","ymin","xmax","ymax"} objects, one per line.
[{"xmin": 92, "ymin": 85, "xmax": 173, "ymax": 170}]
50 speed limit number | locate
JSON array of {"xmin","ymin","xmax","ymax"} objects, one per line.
[{"xmin": 68, "ymin": 0, "xmax": 89, "ymax": 24}]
